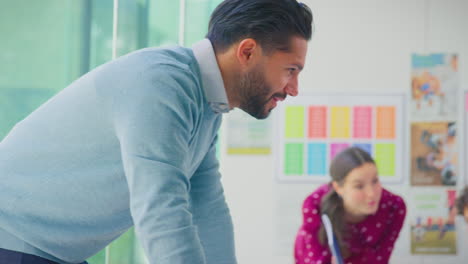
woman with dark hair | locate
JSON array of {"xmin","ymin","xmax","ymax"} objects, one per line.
[
  {"xmin": 294, "ymin": 147, "xmax": 406, "ymax": 264},
  {"xmin": 456, "ymin": 186, "xmax": 468, "ymax": 223}
]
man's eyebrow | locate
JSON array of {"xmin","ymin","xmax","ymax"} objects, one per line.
[{"xmin": 294, "ymin": 64, "xmax": 304, "ymax": 71}]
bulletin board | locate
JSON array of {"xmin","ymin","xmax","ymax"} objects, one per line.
[{"xmin": 275, "ymin": 94, "xmax": 405, "ymax": 184}]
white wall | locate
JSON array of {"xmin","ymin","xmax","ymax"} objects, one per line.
[{"xmin": 220, "ymin": 0, "xmax": 468, "ymax": 263}]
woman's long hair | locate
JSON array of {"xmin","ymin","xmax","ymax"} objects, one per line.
[{"xmin": 318, "ymin": 147, "xmax": 375, "ymax": 257}]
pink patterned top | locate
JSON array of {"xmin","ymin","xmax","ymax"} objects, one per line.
[{"xmin": 294, "ymin": 184, "xmax": 406, "ymax": 264}]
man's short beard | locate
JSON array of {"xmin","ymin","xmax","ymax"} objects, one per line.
[{"xmin": 238, "ymin": 66, "xmax": 272, "ymax": 119}]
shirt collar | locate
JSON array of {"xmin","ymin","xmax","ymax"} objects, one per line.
[{"xmin": 192, "ymin": 39, "xmax": 231, "ymax": 114}]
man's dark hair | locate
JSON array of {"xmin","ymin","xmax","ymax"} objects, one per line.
[{"xmin": 206, "ymin": 0, "xmax": 313, "ymax": 54}]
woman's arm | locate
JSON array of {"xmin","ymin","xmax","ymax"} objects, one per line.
[{"xmin": 295, "ymin": 189, "xmax": 332, "ymax": 264}]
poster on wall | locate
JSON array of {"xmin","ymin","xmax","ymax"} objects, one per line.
[
  {"xmin": 275, "ymin": 94, "xmax": 405, "ymax": 183},
  {"xmin": 410, "ymin": 189, "xmax": 457, "ymax": 255},
  {"xmin": 410, "ymin": 122, "xmax": 457, "ymax": 186},
  {"xmin": 411, "ymin": 53, "xmax": 459, "ymax": 121},
  {"xmin": 225, "ymin": 109, "xmax": 272, "ymax": 154},
  {"xmin": 465, "ymin": 91, "xmax": 468, "ymax": 187}
]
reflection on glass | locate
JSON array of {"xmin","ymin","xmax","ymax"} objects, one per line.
[
  {"xmin": 0, "ymin": 0, "xmax": 90, "ymax": 139},
  {"xmin": 148, "ymin": 0, "xmax": 179, "ymax": 47},
  {"xmin": 184, "ymin": 0, "xmax": 222, "ymax": 46}
]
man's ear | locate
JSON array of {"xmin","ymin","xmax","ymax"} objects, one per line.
[
  {"xmin": 236, "ymin": 38, "xmax": 260, "ymax": 67},
  {"xmin": 331, "ymin": 181, "xmax": 342, "ymax": 197}
]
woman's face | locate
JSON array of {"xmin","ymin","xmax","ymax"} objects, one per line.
[{"xmin": 333, "ymin": 163, "xmax": 382, "ymax": 222}]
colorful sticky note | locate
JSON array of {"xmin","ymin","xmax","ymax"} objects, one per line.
[
  {"xmin": 284, "ymin": 143, "xmax": 304, "ymax": 175},
  {"xmin": 375, "ymin": 143, "xmax": 395, "ymax": 176},
  {"xmin": 308, "ymin": 106, "xmax": 327, "ymax": 138},
  {"xmin": 330, "ymin": 106, "xmax": 351, "ymax": 138},
  {"xmin": 308, "ymin": 143, "xmax": 327, "ymax": 175},
  {"xmin": 353, "ymin": 106, "xmax": 372, "ymax": 138},
  {"xmin": 353, "ymin": 143, "xmax": 372, "ymax": 155},
  {"xmin": 376, "ymin": 106, "xmax": 395, "ymax": 139},
  {"xmin": 285, "ymin": 106, "xmax": 305, "ymax": 138},
  {"xmin": 330, "ymin": 143, "xmax": 350, "ymax": 161}
]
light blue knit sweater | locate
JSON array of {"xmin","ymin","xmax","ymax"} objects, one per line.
[{"xmin": 0, "ymin": 45, "xmax": 236, "ymax": 264}]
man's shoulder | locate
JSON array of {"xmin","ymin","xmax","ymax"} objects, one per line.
[
  {"xmin": 91, "ymin": 45, "xmax": 198, "ymax": 81},
  {"xmin": 129, "ymin": 45, "xmax": 196, "ymax": 69},
  {"xmin": 91, "ymin": 45, "xmax": 204, "ymax": 111},
  {"xmin": 127, "ymin": 46, "xmax": 200, "ymax": 84}
]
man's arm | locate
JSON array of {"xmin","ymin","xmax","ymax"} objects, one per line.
[
  {"xmin": 189, "ymin": 136, "xmax": 237, "ymax": 264},
  {"xmin": 112, "ymin": 66, "xmax": 206, "ymax": 263}
]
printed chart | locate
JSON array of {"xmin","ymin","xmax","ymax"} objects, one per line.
[
  {"xmin": 226, "ymin": 109, "xmax": 272, "ymax": 155},
  {"xmin": 276, "ymin": 94, "xmax": 405, "ymax": 183}
]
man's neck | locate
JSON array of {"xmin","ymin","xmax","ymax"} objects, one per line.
[{"xmin": 215, "ymin": 49, "xmax": 240, "ymax": 109}]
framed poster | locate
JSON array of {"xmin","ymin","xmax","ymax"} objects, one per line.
[
  {"xmin": 411, "ymin": 53, "xmax": 458, "ymax": 121},
  {"xmin": 410, "ymin": 122, "xmax": 457, "ymax": 186},
  {"xmin": 409, "ymin": 188, "xmax": 457, "ymax": 255}
]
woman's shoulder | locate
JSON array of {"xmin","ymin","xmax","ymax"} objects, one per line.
[
  {"xmin": 303, "ymin": 184, "xmax": 331, "ymax": 207},
  {"xmin": 381, "ymin": 188, "xmax": 406, "ymax": 207},
  {"xmin": 374, "ymin": 188, "xmax": 407, "ymax": 220}
]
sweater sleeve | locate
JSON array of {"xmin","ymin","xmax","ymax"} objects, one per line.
[
  {"xmin": 295, "ymin": 188, "xmax": 332, "ymax": 264},
  {"xmin": 112, "ymin": 67, "xmax": 207, "ymax": 263},
  {"xmin": 346, "ymin": 194, "xmax": 406, "ymax": 263},
  {"xmin": 189, "ymin": 136, "xmax": 237, "ymax": 264}
]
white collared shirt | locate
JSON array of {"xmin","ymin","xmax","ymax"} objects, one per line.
[{"xmin": 192, "ymin": 38, "xmax": 231, "ymax": 113}]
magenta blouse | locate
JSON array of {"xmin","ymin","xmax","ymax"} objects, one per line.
[{"xmin": 294, "ymin": 184, "xmax": 406, "ymax": 264}]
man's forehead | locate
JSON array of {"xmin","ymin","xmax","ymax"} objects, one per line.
[{"xmin": 274, "ymin": 49, "xmax": 306, "ymax": 67}]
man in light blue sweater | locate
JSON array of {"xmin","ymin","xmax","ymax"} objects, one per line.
[{"xmin": 0, "ymin": 0, "xmax": 313, "ymax": 263}]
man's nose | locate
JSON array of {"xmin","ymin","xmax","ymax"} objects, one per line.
[{"xmin": 285, "ymin": 76, "xmax": 299, "ymax": 97}]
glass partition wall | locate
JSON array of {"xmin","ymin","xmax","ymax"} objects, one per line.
[{"xmin": 0, "ymin": 0, "xmax": 222, "ymax": 263}]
